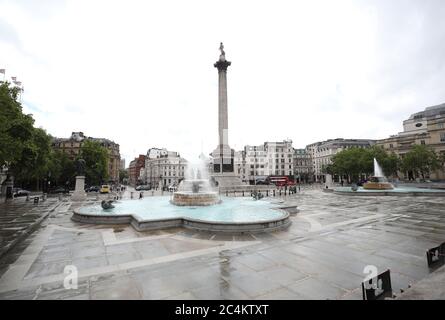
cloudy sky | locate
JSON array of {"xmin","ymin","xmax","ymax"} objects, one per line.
[{"xmin": 1, "ymin": 0, "xmax": 445, "ymax": 164}]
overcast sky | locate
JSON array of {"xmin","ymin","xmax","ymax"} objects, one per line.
[{"xmin": 1, "ymin": 0, "xmax": 445, "ymax": 164}]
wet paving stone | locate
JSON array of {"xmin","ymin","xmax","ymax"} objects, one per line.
[{"xmin": 1, "ymin": 189, "xmax": 445, "ymax": 299}]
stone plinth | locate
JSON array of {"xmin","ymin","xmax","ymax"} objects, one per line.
[
  {"xmin": 71, "ymin": 176, "xmax": 87, "ymax": 201},
  {"xmin": 171, "ymin": 192, "xmax": 220, "ymax": 206}
]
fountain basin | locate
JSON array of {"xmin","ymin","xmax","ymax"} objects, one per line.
[
  {"xmin": 363, "ymin": 176, "xmax": 394, "ymax": 190},
  {"xmin": 171, "ymin": 191, "xmax": 221, "ymax": 206},
  {"xmin": 72, "ymin": 196, "xmax": 291, "ymax": 233},
  {"xmin": 333, "ymin": 186, "xmax": 445, "ymax": 196},
  {"xmin": 363, "ymin": 182, "xmax": 394, "ymax": 190}
]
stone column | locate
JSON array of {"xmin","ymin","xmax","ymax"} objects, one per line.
[
  {"xmin": 214, "ymin": 52, "xmax": 232, "ymax": 174},
  {"xmin": 214, "ymin": 58, "xmax": 231, "ymax": 148}
]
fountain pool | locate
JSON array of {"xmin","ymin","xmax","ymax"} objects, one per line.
[
  {"xmin": 333, "ymin": 185, "xmax": 445, "ymax": 196},
  {"xmin": 72, "ymin": 196, "xmax": 291, "ymax": 233}
]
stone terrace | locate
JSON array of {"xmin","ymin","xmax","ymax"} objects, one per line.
[{"xmin": 0, "ymin": 188, "xmax": 444, "ymax": 299}]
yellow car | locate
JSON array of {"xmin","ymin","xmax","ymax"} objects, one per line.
[{"xmin": 100, "ymin": 185, "xmax": 110, "ymax": 193}]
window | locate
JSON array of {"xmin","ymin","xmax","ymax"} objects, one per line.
[
  {"xmin": 438, "ymin": 122, "xmax": 444, "ymax": 129},
  {"xmin": 440, "ymin": 133, "xmax": 445, "ymax": 142},
  {"xmin": 420, "ymin": 140, "xmax": 425, "ymax": 145}
]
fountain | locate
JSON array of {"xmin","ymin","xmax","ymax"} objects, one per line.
[
  {"xmin": 171, "ymin": 161, "xmax": 221, "ymax": 206},
  {"xmin": 333, "ymin": 157, "xmax": 445, "ymax": 196},
  {"xmin": 363, "ymin": 158, "xmax": 394, "ymax": 190},
  {"xmin": 70, "ymin": 45, "xmax": 293, "ymax": 233}
]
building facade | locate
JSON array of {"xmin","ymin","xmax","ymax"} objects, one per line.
[
  {"xmin": 293, "ymin": 149, "xmax": 313, "ymax": 183},
  {"xmin": 143, "ymin": 148, "xmax": 187, "ymax": 188},
  {"xmin": 306, "ymin": 138, "xmax": 376, "ymax": 182},
  {"xmin": 233, "ymin": 140, "xmax": 294, "ymax": 184},
  {"xmin": 376, "ymin": 103, "xmax": 445, "ymax": 180},
  {"xmin": 128, "ymin": 155, "xmax": 146, "ymax": 186},
  {"xmin": 120, "ymin": 159, "xmax": 126, "ymax": 170},
  {"xmin": 52, "ymin": 132, "xmax": 120, "ymax": 183}
]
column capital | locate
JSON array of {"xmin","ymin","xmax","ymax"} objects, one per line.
[{"xmin": 214, "ymin": 60, "xmax": 231, "ymax": 72}]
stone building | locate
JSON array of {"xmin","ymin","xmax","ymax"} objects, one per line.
[
  {"xmin": 128, "ymin": 155, "xmax": 146, "ymax": 186},
  {"xmin": 376, "ymin": 103, "xmax": 445, "ymax": 180},
  {"xmin": 143, "ymin": 148, "xmax": 187, "ymax": 188},
  {"xmin": 52, "ymin": 132, "xmax": 120, "ymax": 183},
  {"xmin": 293, "ymin": 148, "xmax": 313, "ymax": 183},
  {"xmin": 306, "ymin": 138, "xmax": 376, "ymax": 182},
  {"xmin": 233, "ymin": 140, "xmax": 294, "ymax": 184}
]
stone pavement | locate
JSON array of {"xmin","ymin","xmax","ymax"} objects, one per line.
[
  {"xmin": 397, "ymin": 265, "xmax": 445, "ymax": 299},
  {"xmin": 0, "ymin": 197, "xmax": 61, "ymax": 260},
  {"xmin": 0, "ymin": 189, "xmax": 444, "ymax": 299}
]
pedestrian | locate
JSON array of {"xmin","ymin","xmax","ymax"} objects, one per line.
[{"xmin": 139, "ymin": 192, "xmax": 143, "ymax": 199}]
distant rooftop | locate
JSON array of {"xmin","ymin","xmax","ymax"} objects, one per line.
[{"xmin": 407, "ymin": 102, "xmax": 445, "ymax": 120}]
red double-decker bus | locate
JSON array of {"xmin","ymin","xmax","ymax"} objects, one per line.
[{"xmin": 266, "ymin": 176, "xmax": 295, "ymax": 187}]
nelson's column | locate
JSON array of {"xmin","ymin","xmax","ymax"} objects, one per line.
[{"xmin": 211, "ymin": 43, "xmax": 244, "ymax": 188}]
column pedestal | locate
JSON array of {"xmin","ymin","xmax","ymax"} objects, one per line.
[{"xmin": 71, "ymin": 176, "xmax": 87, "ymax": 201}]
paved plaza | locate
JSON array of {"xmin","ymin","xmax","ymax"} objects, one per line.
[{"xmin": 0, "ymin": 187, "xmax": 444, "ymax": 299}]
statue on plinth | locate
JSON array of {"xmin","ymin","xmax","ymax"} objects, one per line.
[
  {"xmin": 219, "ymin": 42, "xmax": 226, "ymax": 61},
  {"xmin": 76, "ymin": 159, "xmax": 86, "ymax": 176}
]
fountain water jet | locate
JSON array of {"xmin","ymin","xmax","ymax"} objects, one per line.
[
  {"xmin": 363, "ymin": 158, "xmax": 394, "ymax": 190},
  {"xmin": 171, "ymin": 158, "xmax": 221, "ymax": 206}
]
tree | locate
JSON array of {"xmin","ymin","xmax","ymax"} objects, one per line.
[
  {"xmin": 1, "ymin": 82, "xmax": 55, "ymax": 190},
  {"xmin": 119, "ymin": 168, "xmax": 128, "ymax": 184},
  {"xmin": 78, "ymin": 140, "xmax": 109, "ymax": 185},
  {"xmin": 330, "ymin": 147, "xmax": 370, "ymax": 182},
  {"xmin": 11, "ymin": 127, "xmax": 53, "ymax": 189},
  {"xmin": 0, "ymin": 82, "xmax": 35, "ymax": 169},
  {"xmin": 401, "ymin": 145, "xmax": 440, "ymax": 179},
  {"xmin": 366, "ymin": 145, "xmax": 400, "ymax": 177},
  {"xmin": 48, "ymin": 150, "xmax": 76, "ymax": 187}
]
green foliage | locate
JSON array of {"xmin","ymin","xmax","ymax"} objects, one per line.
[
  {"xmin": 11, "ymin": 127, "xmax": 53, "ymax": 184},
  {"xmin": 78, "ymin": 140, "xmax": 109, "ymax": 185},
  {"xmin": 330, "ymin": 145, "xmax": 400, "ymax": 181},
  {"xmin": 401, "ymin": 145, "xmax": 440, "ymax": 179},
  {"xmin": 1, "ymin": 82, "xmax": 56, "ymax": 189},
  {"xmin": 119, "ymin": 168, "xmax": 128, "ymax": 183},
  {"xmin": 48, "ymin": 150, "xmax": 76, "ymax": 187},
  {"xmin": 0, "ymin": 82, "xmax": 35, "ymax": 169}
]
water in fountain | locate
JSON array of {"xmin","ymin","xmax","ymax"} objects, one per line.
[
  {"xmin": 374, "ymin": 158, "xmax": 384, "ymax": 177},
  {"xmin": 178, "ymin": 158, "xmax": 214, "ymax": 193},
  {"xmin": 362, "ymin": 158, "xmax": 394, "ymax": 189},
  {"xmin": 172, "ymin": 157, "xmax": 220, "ymax": 206}
]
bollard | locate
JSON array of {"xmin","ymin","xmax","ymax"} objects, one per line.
[
  {"xmin": 33, "ymin": 197, "xmax": 39, "ymax": 204},
  {"xmin": 131, "ymin": 192, "xmax": 133, "ymax": 199},
  {"xmin": 58, "ymin": 193, "xmax": 63, "ymax": 201},
  {"xmin": 242, "ymin": 191, "xmax": 245, "ymax": 197},
  {"xmin": 266, "ymin": 190, "xmax": 269, "ymax": 197},
  {"xmin": 273, "ymin": 190, "xmax": 275, "ymax": 197},
  {"xmin": 152, "ymin": 190, "xmax": 154, "ymax": 196},
  {"xmin": 226, "ymin": 191, "xmax": 228, "ymax": 196},
  {"xmin": 26, "ymin": 194, "xmax": 30, "ymax": 201},
  {"xmin": 43, "ymin": 193, "xmax": 47, "ymax": 201}
]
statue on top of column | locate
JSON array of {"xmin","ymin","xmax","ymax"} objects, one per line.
[{"xmin": 219, "ymin": 42, "xmax": 226, "ymax": 61}]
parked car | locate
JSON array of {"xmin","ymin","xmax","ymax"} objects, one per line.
[
  {"xmin": 86, "ymin": 186, "xmax": 100, "ymax": 192},
  {"xmin": 136, "ymin": 185, "xmax": 151, "ymax": 191},
  {"xmin": 49, "ymin": 187, "xmax": 70, "ymax": 194},
  {"xmin": 12, "ymin": 188, "xmax": 31, "ymax": 197},
  {"xmin": 100, "ymin": 185, "xmax": 110, "ymax": 193}
]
